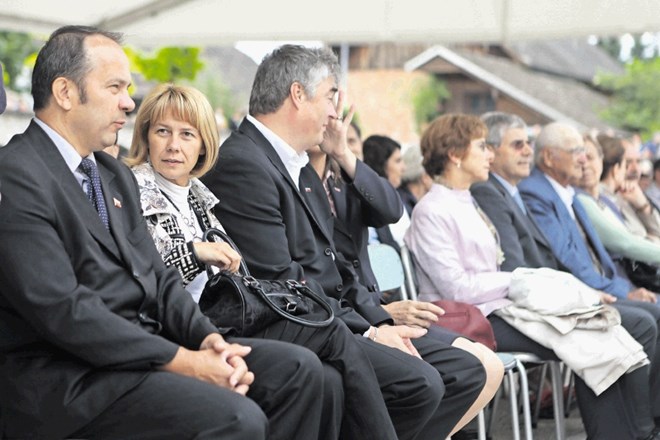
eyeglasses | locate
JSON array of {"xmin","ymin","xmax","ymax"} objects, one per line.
[
  {"xmin": 565, "ymin": 146, "xmax": 586, "ymax": 156},
  {"xmin": 510, "ymin": 139, "xmax": 532, "ymax": 150}
]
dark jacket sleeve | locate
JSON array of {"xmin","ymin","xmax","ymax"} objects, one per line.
[
  {"xmin": 344, "ymin": 160, "xmax": 403, "ymax": 227},
  {"xmin": 203, "ymin": 142, "xmax": 372, "ymax": 333},
  {"xmin": 471, "ymin": 181, "xmax": 527, "ymax": 272}
]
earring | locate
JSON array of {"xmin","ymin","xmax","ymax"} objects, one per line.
[{"xmin": 457, "ymin": 161, "xmax": 461, "ymax": 169}]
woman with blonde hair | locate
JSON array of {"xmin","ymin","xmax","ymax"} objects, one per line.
[
  {"xmin": 127, "ymin": 83, "xmax": 409, "ymax": 440},
  {"xmin": 125, "ymin": 83, "xmax": 239, "ymax": 302}
]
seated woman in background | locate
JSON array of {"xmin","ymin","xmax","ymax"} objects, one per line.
[
  {"xmin": 576, "ymin": 133, "xmax": 660, "ymax": 266},
  {"xmin": 362, "ymin": 134, "xmax": 408, "ymax": 250},
  {"xmin": 404, "ymin": 113, "xmax": 656, "ymax": 440},
  {"xmin": 307, "ymin": 142, "xmax": 503, "ymax": 439},
  {"xmin": 125, "ymin": 84, "xmax": 405, "ymax": 440}
]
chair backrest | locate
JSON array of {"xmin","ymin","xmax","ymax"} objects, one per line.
[
  {"xmin": 367, "ymin": 243, "xmax": 409, "ymax": 299},
  {"xmin": 399, "ymin": 245, "xmax": 418, "ymax": 301}
]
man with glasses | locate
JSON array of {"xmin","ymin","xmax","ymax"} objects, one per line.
[
  {"xmin": 518, "ymin": 121, "xmax": 657, "ymax": 303},
  {"xmin": 473, "ymin": 113, "xmax": 660, "ymax": 440}
]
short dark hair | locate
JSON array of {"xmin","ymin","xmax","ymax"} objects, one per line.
[
  {"xmin": 32, "ymin": 25, "xmax": 123, "ymax": 111},
  {"xmin": 596, "ymin": 133, "xmax": 625, "ymax": 181},
  {"xmin": 362, "ymin": 135, "xmax": 401, "ymax": 179}
]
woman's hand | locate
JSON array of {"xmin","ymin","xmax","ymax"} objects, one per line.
[{"xmin": 193, "ymin": 241, "xmax": 241, "ymax": 273}]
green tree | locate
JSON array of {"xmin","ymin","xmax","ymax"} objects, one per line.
[
  {"xmin": 0, "ymin": 31, "xmax": 40, "ymax": 91},
  {"xmin": 194, "ymin": 73, "xmax": 237, "ymax": 127},
  {"xmin": 411, "ymin": 74, "xmax": 450, "ymax": 131},
  {"xmin": 595, "ymin": 57, "xmax": 660, "ymax": 135},
  {"xmin": 126, "ymin": 46, "xmax": 205, "ymax": 83}
]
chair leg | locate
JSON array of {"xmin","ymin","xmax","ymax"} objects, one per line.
[
  {"xmin": 549, "ymin": 361, "xmax": 566, "ymax": 440},
  {"xmin": 564, "ymin": 369, "xmax": 574, "ymax": 418},
  {"xmin": 532, "ymin": 363, "xmax": 548, "ymax": 428},
  {"xmin": 507, "ymin": 368, "xmax": 521, "ymax": 440},
  {"xmin": 515, "ymin": 359, "xmax": 534, "ymax": 440},
  {"xmin": 477, "ymin": 409, "xmax": 486, "ymax": 440},
  {"xmin": 486, "ymin": 385, "xmax": 503, "ymax": 436}
]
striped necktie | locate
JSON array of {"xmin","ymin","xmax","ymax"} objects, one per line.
[{"xmin": 80, "ymin": 158, "xmax": 109, "ymax": 229}]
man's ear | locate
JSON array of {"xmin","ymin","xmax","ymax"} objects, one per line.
[
  {"xmin": 540, "ymin": 147, "xmax": 555, "ymax": 169},
  {"xmin": 51, "ymin": 77, "xmax": 75, "ymax": 111},
  {"xmin": 289, "ymin": 81, "xmax": 305, "ymax": 110}
]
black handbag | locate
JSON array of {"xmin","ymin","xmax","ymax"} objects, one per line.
[
  {"xmin": 618, "ymin": 257, "xmax": 660, "ymax": 293},
  {"xmin": 198, "ymin": 228, "xmax": 334, "ymax": 336}
]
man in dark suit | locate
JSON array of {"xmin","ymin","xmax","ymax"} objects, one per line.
[
  {"xmin": 473, "ymin": 113, "xmax": 660, "ymax": 439},
  {"xmin": 202, "ymin": 44, "xmax": 487, "ymax": 440},
  {"xmin": 0, "ymin": 26, "xmax": 326, "ymax": 440}
]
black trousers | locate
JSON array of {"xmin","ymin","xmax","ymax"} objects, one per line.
[
  {"xmin": 71, "ymin": 338, "xmax": 323, "ymax": 440},
  {"xmin": 256, "ymin": 317, "xmax": 486, "ymax": 440},
  {"xmin": 490, "ymin": 303, "xmax": 658, "ymax": 440},
  {"xmin": 615, "ymin": 298, "xmax": 660, "ymax": 421}
]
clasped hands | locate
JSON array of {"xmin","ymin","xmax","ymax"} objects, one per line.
[{"xmin": 162, "ymin": 333, "xmax": 255, "ymax": 395}]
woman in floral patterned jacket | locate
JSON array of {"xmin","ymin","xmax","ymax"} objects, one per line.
[{"xmin": 125, "ymin": 84, "xmax": 240, "ymax": 302}]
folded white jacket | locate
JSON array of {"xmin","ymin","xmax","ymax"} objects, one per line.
[{"xmin": 496, "ymin": 267, "xmax": 649, "ymax": 395}]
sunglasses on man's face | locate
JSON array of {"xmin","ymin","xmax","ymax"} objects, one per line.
[{"xmin": 510, "ymin": 139, "xmax": 531, "ymax": 150}]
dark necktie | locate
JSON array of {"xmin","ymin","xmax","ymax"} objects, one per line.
[{"xmin": 80, "ymin": 158, "xmax": 109, "ymax": 229}]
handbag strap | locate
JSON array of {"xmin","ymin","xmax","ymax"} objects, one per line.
[
  {"xmin": 202, "ymin": 227, "xmax": 334, "ymax": 327},
  {"xmin": 202, "ymin": 227, "xmax": 251, "ymax": 277},
  {"xmin": 248, "ymin": 277, "xmax": 335, "ymax": 328}
]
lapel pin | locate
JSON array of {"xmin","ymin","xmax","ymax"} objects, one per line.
[
  {"xmin": 113, "ymin": 198, "xmax": 122, "ymax": 208},
  {"xmin": 334, "ymin": 187, "xmax": 341, "ymax": 192},
  {"xmin": 304, "ymin": 187, "xmax": 312, "ymax": 193}
]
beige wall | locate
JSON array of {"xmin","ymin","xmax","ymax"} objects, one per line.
[{"xmin": 347, "ymin": 69, "xmax": 430, "ymax": 147}]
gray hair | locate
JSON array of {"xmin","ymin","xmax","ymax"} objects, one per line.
[
  {"xmin": 480, "ymin": 111, "xmax": 526, "ymax": 147},
  {"xmin": 248, "ymin": 44, "xmax": 341, "ymax": 116},
  {"xmin": 533, "ymin": 121, "xmax": 581, "ymax": 166}
]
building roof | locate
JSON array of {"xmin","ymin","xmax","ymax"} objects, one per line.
[
  {"xmin": 507, "ymin": 38, "xmax": 624, "ymax": 83},
  {"xmin": 405, "ymin": 45, "xmax": 614, "ymax": 131}
]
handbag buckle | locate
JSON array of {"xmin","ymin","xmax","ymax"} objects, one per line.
[
  {"xmin": 243, "ymin": 275, "xmax": 260, "ymax": 288},
  {"xmin": 285, "ymin": 279, "xmax": 302, "ymax": 289},
  {"xmin": 284, "ymin": 298, "xmax": 298, "ymax": 313}
]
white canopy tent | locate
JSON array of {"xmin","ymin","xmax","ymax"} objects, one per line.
[{"xmin": 1, "ymin": 0, "xmax": 660, "ymax": 46}]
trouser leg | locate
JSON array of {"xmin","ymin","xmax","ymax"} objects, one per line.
[
  {"xmin": 490, "ymin": 314, "xmax": 637, "ymax": 440},
  {"xmin": 254, "ymin": 317, "xmax": 398, "ymax": 440},
  {"xmin": 616, "ymin": 299, "xmax": 660, "ymax": 422},
  {"xmin": 70, "ymin": 371, "xmax": 268, "ymax": 440},
  {"xmin": 320, "ymin": 362, "xmax": 344, "ymax": 440},
  {"xmin": 231, "ymin": 337, "xmax": 324, "ymax": 440},
  {"xmin": 412, "ymin": 334, "xmax": 487, "ymax": 439},
  {"xmin": 354, "ymin": 336, "xmax": 446, "ymax": 440}
]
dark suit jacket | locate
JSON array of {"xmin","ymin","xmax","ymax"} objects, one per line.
[
  {"xmin": 202, "ymin": 119, "xmax": 391, "ymax": 332},
  {"xmin": 471, "ymin": 173, "xmax": 558, "ymax": 271},
  {"xmin": 518, "ymin": 167, "xmax": 631, "ymax": 297},
  {"xmin": 329, "ymin": 161, "xmax": 403, "ymax": 294},
  {"xmin": 0, "ymin": 122, "xmax": 216, "ymax": 438}
]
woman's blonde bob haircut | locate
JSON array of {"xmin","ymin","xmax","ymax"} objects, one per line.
[{"xmin": 125, "ymin": 83, "xmax": 220, "ymax": 178}]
